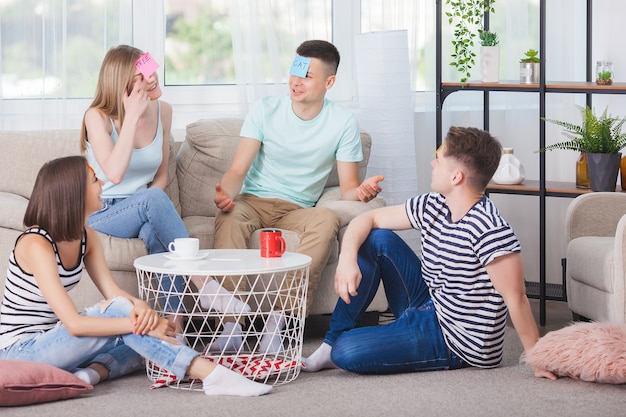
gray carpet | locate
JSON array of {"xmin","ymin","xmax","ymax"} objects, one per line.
[{"xmin": 3, "ymin": 321, "xmax": 626, "ymax": 417}]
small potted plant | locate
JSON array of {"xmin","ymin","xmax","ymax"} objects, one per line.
[
  {"xmin": 596, "ymin": 61, "xmax": 613, "ymax": 85},
  {"xmin": 541, "ymin": 105, "xmax": 626, "ymax": 191},
  {"xmin": 520, "ymin": 48, "xmax": 540, "ymax": 84},
  {"xmin": 446, "ymin": 0, "xmax": 496, "ymax": 83},
  {"xmin": 479, "ymin": 29, "xmax": 500, "ymax": 83}
]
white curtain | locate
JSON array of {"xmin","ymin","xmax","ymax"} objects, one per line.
[
  {"xmin": 228, "ymin": 0, "xmax": 332, "ymax": 117},
  {"xmin": 354, "ymin": 30, "xmax": 417, "ymax": 204}
]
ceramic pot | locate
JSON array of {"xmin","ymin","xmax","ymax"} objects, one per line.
[
  {"xmin": 492, "ymin": 148, "xmax": 525, "ymax": 185},
  {"xmin": 520, "ymin": 62, "xmax": 539, "ymax": 84},
  {"xmin": 481, "ymin": 46, "xmax": 500, "ymax": 83},
  {"xmin": 587, "ymin": 152, "xmax": 621, "ymax": 192}
]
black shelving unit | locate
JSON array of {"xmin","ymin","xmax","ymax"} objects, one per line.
[{"xmin": 435, "ymin": 0, "xmax": 626, "ymax": 325}]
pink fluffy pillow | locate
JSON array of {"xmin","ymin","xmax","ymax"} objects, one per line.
[{"xmin": 522, "ymin": 321, "xmax": 626, "ymax": 384}]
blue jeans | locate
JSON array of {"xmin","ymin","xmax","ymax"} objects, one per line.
[
  {"xmin": 0, "ymin": 297, "xmax": 199, "ymax": 380},
  {"xmin": 88, "ymin": 188, "xmax": 187, "ymax": 312},
  {"xmin": 325, "ymin": 229, "xmax": 464, "ymax": 374}
]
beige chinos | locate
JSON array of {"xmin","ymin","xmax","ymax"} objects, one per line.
[{"xmin": 214, "ymin": 194, "xmax": 339, "ymax": 313}]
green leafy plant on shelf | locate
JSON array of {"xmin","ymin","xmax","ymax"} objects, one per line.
[
  {"xmin": 446, "ymin": 0, "xmax": 496, "ymax": 83},
  {"xmin": 520, "ymin": 48, "xmax": 540, "ymax": 63},
  {"xmin": 541, "ymin": 105, "xmax": 626, "ymax": 154},
  {"xmin": 479, "ymin": 30, "xmax": 499, "ymax": 46}
]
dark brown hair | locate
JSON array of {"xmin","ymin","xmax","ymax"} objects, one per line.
[
  {"xmin": 296, "ymin": 40, "xmax": 340, "ymax": 75},
  {"xmin": 444, "ymin": 126, "xmax": 503, "ymax": 190},
  {"xmin": 24, "ymin": 156, "xmax": 88, "ymax": 242}
]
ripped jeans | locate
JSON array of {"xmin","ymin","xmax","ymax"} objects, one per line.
[
  {"xmin": 88, "ymin": 188, "xmax": 188, "ymax": 313},
  {"xmin": 0, "ymin": 297, "xmax": 198, "ymax": 380}
]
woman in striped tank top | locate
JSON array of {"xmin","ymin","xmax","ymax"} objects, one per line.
[{"xmin": 0, "ymin": 156, "xmax": 270, "ymax": 396}]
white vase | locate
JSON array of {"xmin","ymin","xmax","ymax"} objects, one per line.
[
  {"xmin": 481, "ymin": 46, "xmax": 500, "ymax": 83},
  {"xmin": 493, "ymin": 148, "xmax": 526, "ymax": 185}
]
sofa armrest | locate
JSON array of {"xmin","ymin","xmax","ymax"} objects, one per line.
[
  {"xmin": 566, "ymin": 192, "xmax": 626, "ymax": 241},
  {"xmin": 316, "ymin": 186, "xmax": 386, "ymax": 229}
]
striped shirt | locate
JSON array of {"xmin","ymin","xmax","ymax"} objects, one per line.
[
  {"xmin": 0, "ymin": 227, "xmax": 85, "ymax": 349},
  {"xmin": 405, "ymin": 193, "xmax": 521, "ymax": 367}
]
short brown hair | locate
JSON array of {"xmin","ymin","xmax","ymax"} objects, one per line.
[
  {"xmin": 296, "ymin": 40, "xmax": 340, "ymax": 75},
  {"xmin": 443, "ymin": 126, "xmax": 502, "ymax": 190},
  {"xmin": 24, "ymin": 156, "xmax": 88, "ymax": 242}
]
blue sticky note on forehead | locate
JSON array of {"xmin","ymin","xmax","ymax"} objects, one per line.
[{"xmin": 290, "ymin": 55, "xmax": 311, "ymax": 77}]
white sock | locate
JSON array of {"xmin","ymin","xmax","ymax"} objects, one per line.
[
  {"xmin": 301, "ymin": 342, "xmax": 337, "ymax": 372},
  {"xmin": 73, "ymin": 367, "xmax": 101, "ymax": 385},
  {"xmin": 205, "ymin": 322, "xmax": 244, "ymax": 353},
  {"xmin": 202, "ymin": 364, "xmax": 272, "ymax": 397},
  {"xmin": 199, "ymin": 280, "xmax": 251, "ymax": 314},
  {"xmin": 259, "ymin": 311, "xmax": 285, "ymax": 355}
]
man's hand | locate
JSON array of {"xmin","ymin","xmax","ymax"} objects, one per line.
[
  {"xmin": 214, "ymin": 183, "xmax": 236, "ymax": 212},
  {"xmin": 334, "ymin": 257, "xmax": 362, "ymax": 304},
  {"xmin": 533, "ymin": 365, "xmax": 558, "ymax": 380},
  {"xmin": 357, "ymin": 175, "xmax": 384, "ymax": 203}
]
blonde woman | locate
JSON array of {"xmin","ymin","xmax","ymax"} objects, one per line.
[{"xmin": 81, "ymin": 45, "xmax": 249, "ymax": 326}]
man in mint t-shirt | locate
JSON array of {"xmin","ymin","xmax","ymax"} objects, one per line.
[{"xmin": 212, "ymin": 40, "xmax": 384, "ymax": 354}]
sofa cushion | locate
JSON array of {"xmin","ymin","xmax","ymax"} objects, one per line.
[
  {"xmin": 0, "ymin": 130, "xmax": 81, "ymax": 199},
  {"xmin": 178, "ymin": 118, "xmax": 241, "ymax": 218},
  {"xmin": 165, "ymin": 139, "xmax": 182, "ymax": 215},
  {"xmin": 0, "ymin": 192, "xmax": 28, "ymax": 230},
  {"xmin": 183, "ymin": 215, "xmax": 216, "ymax": 249},
  {"xmin": 567, "ymin": 236, "xmax": 615, "ymax": 293}
]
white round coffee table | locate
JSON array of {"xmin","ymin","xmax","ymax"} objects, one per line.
[{"xmin": 133, "ymin": 249, "xmax": 311, "ymax": 389}]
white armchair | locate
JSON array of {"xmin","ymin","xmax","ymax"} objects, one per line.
[{"xmin": 565, "ymin": 192, "xmax": 626, "ymax": 324}]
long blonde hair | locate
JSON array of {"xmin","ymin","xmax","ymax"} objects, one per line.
[{"xmin": 80, "ymin": 45, "xmax": 144, "ymax": 153}]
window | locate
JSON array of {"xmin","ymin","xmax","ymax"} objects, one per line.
[
  {"xmin": 164, "ymin": 0, "xmax": 332, "ymax": 86},
  {"xmin": 0, "ymin": 0, "xmax": 132, "ymax": 99}
]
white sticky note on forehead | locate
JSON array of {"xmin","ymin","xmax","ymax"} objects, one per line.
[{"xmin": 290, "ymin": 55, "xmax": 311, "ymax": 77}]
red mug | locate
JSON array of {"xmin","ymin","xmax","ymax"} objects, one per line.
[{"xmin": 260, "ymin": 229, "xmax": 286, "ymax": 258}]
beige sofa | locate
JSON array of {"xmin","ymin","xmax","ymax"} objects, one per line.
[{"xmin": 0, "ymin": 118, "xmax": 387, "ymax": 317}]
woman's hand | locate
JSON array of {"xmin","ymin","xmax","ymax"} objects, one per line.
[
  {"xmin": 123, "ymin": 78, "xmax": 151, "ymax": 121},
  {"xmin": 130, "ymin": 299, "xmax": 160, "ymax": 335},
  {"xmin": 147, "ymin": 317, "xmax": 179, "ymax": 344}
]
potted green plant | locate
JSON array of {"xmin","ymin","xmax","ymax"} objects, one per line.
[
  {"xmin": 596, "ymin": 61, "xmax": 613, "ymax": 85},
  {"xmin": 479, "ymin": 29, "xmax": 500, "ymax": 82},
  {"xmin": 541, "ymin": 105, "xmax": 626, "ymax": 191},
  {"xmin": 520, "ymin": 48, "xmax": 540, "ymax": 84},
  {"xmin": 446, "ymin": 0, "xmax": 496, "ymax": 83}
]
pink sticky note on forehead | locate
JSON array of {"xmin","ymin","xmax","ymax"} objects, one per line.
[{"xmin": 135, "ymin": 52, "xmax": 159, "ymax": 77}]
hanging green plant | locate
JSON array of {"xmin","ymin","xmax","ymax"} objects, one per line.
[{"xmin": 446, "ymin": 0, "xmax": 496, "ymax": 83}]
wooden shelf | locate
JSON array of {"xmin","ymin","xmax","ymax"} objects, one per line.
[
  {"xmin": 487, "ymin": 180, "xmax": 625, "ymax": 197},
  {"xmin": 441, "ymin": 81, "xmax": 626, "ymax": 95}
]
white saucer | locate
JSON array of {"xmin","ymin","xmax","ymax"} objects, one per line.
[{"xmin": 163, "ymin": 252, "xmax": 209, "ymax": 261}]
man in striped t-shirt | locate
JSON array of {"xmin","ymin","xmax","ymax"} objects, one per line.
[{"xmin": 302, "ymin": 127, "xmax": 556, "ymax": 380}]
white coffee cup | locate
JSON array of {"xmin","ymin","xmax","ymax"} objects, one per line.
[{"xmin": 168, "ymin": 238, "xmax": 199, "ymax": 258}]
